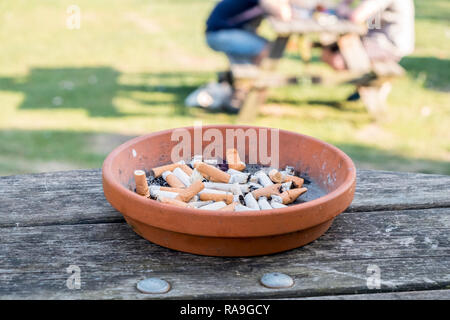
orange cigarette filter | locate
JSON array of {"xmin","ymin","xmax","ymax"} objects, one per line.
[
  {"xmin": 159, "ymin": 186, "xmax": 185, "ymax": 193},
  {"xmin": 251, "ymin": 184, "xmax": 282, "ymax": 200},
  {"xmin": 199, "ymin": 193, "xmax": 234, "ymax": 204},
  {"xmin": 164, "ymin": 172, "xmax": 186, "ymax": 189},
  {"xmin": 219, "ymin": 202, "xmax": 238, "ymax": 211},
  {"xmin": 268, "ymin": 169, "xmax": 283, "ymax": 183},
  {"xmin": 152, "ymin": 163, "xmax": 182, "ymax": 178},
  {"xmin": 283, "ymin": 175, "xmax": 304, "ymax": 188},
  {"xmin": 180, "ymin": 164, "xmax": 193, "ymax": 176},
  {"xmin": 176, "ymin": 180, "xmax": 205, "ymax": 202},
  {"xmin": 159, "ymin": 197, "xmax": 190, "ymax": 208},
  {"xmin": 280, "ymin": 187, "xmax": 308, "ymax": 204},
  {"xmin": 226, "ymin": 148, "xmax": 246, "ymax": 171},
  {"xmin": 134, "ymin": 170, "xmax": 150, "ymax": 197},
  {"xmin": 194, "ymin": 162, "xmax": 231, "ymax": 183}
]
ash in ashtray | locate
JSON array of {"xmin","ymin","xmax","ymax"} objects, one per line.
[{"xmin": 133, "ymin": 149, "xmax": 326, "ymax": 211}]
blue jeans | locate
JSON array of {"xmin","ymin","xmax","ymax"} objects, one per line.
[{"xmin": 206, "ymin": 29, "xmax": 268, "ymax": 64}]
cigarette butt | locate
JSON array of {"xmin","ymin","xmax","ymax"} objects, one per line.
[
  {"xmin": 199, "ymin": 192, "xmax": 234, "ymax": 204},
  {"xmin": 159, "ymin": 186, "xmax": 185, "ymax": 193},
  {"xmin": 280, "ymin": 187, "xmax": 308, "ymax": 204},
  {"xmin": 173, "ymin": 167, "xmax": 191, "ymax": 187},
  {"xmin": 152, "ymin": 163, "xmax": 182, "ymax": 178},
  {"xmin": 281, "ymin": 181, "xmax": 293, "ymax": 192},
  {"xmin": 268, "ymin": 169, "xmax": 283, "ymax": 183},
  {"xmin": 226, "ymin": 148, "xmax": 246, "ymax": 171},
  {"xmin": 251, "ymin": 184, "xmax": 282, "ymax": 200},
  {"xmin": 180, "ymin": 164, "xmax": 193, "ymax": 176},
  {"xmin": 176, "ymin": 180, "xmax": 205, "ymax": 202},
  {"xmin": 189, "ymin": 168, "xmax": 204, "ymax": 184},
  {"xmin": 257, "ymin": 196, "xmax": 272, "ymax": 210},
  {"xmin": 134, "ymin": 170, "xmax": 149, "ymax": 197},
  {"xmin": 188, "ymin": 200, "xmax": 214, "ymax": 208},
  {"xmin": 283, "ymin": 175, "xmax": 304, "ymax": 188},
  {"xmin": 158, "ymin": 196, "xmax": 189, "ymax": 208},
  {"xmin": 194, "ymin": 162, "xmax": 231, "ymax": 183},
  {"xmin": 199, "ymin": 188, "xmax": 227, "ymax": 194},
  {"xmin": 255, "ymin": 171, "xmax": 274, "ymax": 187},
  {"xmin": 270, "ymin": 200, "xmax": 288, "ymax": 209},
  {"xmin": 219, "ymin": 202, "xmax": 239, "ymax": 211},
  {"xmin": 162, "ymin": 171, "xmax": 185, "ymax": 189},
  {"xmin": 244, "ymin": 192, "xmax": 260, "ymax": 209},
  {"xmin": 199, "ymin": 201, "xmax": 227, "ymax": 210},
  {"xmin": 235, "ymin": 204, "xmax": 259, "ymax": 211}
]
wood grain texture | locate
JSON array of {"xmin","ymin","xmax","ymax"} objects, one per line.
[
  {"xmin": 1, "ymin": 169, "xmax": 449, "ymax": 228},
  {"xmin": 295, "ymin": 289, "xmax": 450, "ymax": 300},
  {"xmin": 1, "ymin": 207, "xmax": 448, "ymax": 299}
]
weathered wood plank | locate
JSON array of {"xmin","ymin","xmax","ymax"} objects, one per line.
[
  {"xmin": 1, "ymin": 169, "xmax": 449, "ymax": 228},
  {"xmin": 1, "ymin": 207, "xmax": 448, "ymax": 299},
  {"xmin": 295, "ymin": 289, "xmax": 450, "ymax": 300},
  {"xmin": 0, "ymin": 169, "xmax": 124, "ymax": 228},
  {"xmin": 348, "ymin": 170, "xmax": 450, "ymax": 212}
]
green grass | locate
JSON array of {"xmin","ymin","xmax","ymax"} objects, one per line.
[{"xmin": 0, "ymin": 0, "xmax": 449, "ymax": 176}]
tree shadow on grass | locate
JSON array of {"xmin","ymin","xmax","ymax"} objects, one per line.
[
  {"xmin": 400, "ymin": 56, "xmax": 450, "ymax": 92},
  {"xmin": 0, "ymin": 67, "xmax": 213, "ymax": 118}
]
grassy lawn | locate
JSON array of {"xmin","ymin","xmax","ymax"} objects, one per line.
[{"xmin": 0, "ymin": 0, "xmax": 449, "ymax": 176}]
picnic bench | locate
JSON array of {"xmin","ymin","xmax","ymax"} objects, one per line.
[
  {"xmin": 1, "ymin": 169, "xmax": 449, "ymax": 299},
  {"xmin": 236, "ymin": 17, "xmax": 404, "ymax": 121}
]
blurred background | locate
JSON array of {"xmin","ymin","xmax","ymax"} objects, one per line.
[{"xmin": 0, "ymin": 0, "xmax": 449, "ymax": 176}]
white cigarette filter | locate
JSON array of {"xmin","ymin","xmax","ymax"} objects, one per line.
[
  {"xmin": 235, "ymin": 204, "xmax": 259, "ymax": 212},
  {"xmin": 229, "ymin": 172, "xmax": 249, "ymax": 184},
  {"xmin": 173, "ymin": 167, "xmax": 191, "ymax": 187},
  {"xmin": 204, "ymin": 158, "xmax": 218, "ymax": 165},
  {"xmin": 281, "ymin": 181, "xmax": 293, "ymax": 192},
  {"xmin": 249, "ymin": 175, "xmax": 259, "ymax": 183},
  {"xmin": 244, "ymin": 192, "xmax": 260, "ymax": 210},
  {"xmin": 199, "ymin": 188, "xmax": 227, "ymax": 195},
  {"xmin": 248, "ymin": 182, "xmax": 263, "ymax": 190},
  {"xmin": 162, "ymin": 171, "xmax": 185, "ymax": 189},
  {"xmin": 270, "ymin": 200, "xmax": 288, "ymax": 209},
  {"xmin": 188, "ymin": 200, "xmax": 214, "ymax": 208},
  {"xmin": 227, "ymin": 168, "xmax": 248, "ymax": 176},
  {"xmin": 151, "ymin": 189, "xmax": 179, "ymax": 199},
  {"xmin": 190, "ymin": 168, "xmax": 204, "ymax": 184},
  {"xmin": 199, "ymin": 201, "xmax": 227, "ymax": 210},
  {"xmin": 257, "ymin": 196, "xmax": 272, "ymax": 210},
  {"xmin": 203, "ymin": 182, "xmax": 247, "ymax": 194},
  {"xmin": 271, "ymin": 194, "xmax": 284, "ymax": 204},
  {"xmin": 255, "ymin": 171, "xmax": 274, "ymax": 187}
]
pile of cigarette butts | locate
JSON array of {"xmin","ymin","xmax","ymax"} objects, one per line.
[{"xmin": 133, "ymin": 149, "xmax": 308, "ymax": 211}]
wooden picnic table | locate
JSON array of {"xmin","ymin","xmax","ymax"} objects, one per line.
[
  {"xmin": 237, "ymin": 17, "xmax": 397, "ymax": 121},
  {"xmin": 1, "ymin": 169, "xmax": 449, "ymax": 299}
]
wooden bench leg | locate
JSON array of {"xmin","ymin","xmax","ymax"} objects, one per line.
[
  {"xmin": 358, "ymin": 81, "xmax": 392, "ymax": 119},
  {"xmin": 237, "ymin": 88, "xmax": 267, "ymax": 122}
]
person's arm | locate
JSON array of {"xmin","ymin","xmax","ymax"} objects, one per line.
[
  {"xmin": 260, "ymin": 0, "xmax": 292, "ymax": 21},
  {"xmin": 350, "ymin": 0, "xmax": 392, "ymax": 24}
]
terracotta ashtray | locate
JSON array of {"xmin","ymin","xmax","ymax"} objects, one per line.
[{"xmin": 102, "ymin": 125, "xmax": 356, "ymax": 256}]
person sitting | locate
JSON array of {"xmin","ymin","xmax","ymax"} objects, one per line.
[
  {"xmin": 205, "ymin": 0, "xmax": 292, "ymax": 66},
  {"xmin": 322, "ymin": 0, "xmax": 415, "ymax": 71}
]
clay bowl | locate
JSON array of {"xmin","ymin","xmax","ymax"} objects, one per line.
[{"xmin": 102, "ymin": 125, "xmax": 356, "ymax": 257}]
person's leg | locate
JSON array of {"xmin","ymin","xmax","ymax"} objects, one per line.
[
  {"xmin": 321, "ymin": 43, "xmax": 346, "ymax": 71},
  {"xmin": 206, "ymin": 29, "xmax": 269, "ymax": 65}
]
